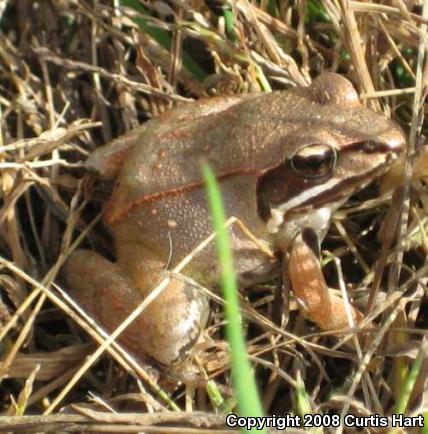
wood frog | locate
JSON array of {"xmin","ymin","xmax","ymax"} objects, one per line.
[{"xmin": 64, "ymin": 73, "xmax": 405, "ymax": 366}]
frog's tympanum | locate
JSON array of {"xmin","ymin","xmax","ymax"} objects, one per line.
[{"xmin": 64, "ymin": 73, "xmax": 405, "ymax": 366}]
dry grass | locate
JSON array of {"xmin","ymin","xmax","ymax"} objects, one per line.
[{"xmin": 0, "ymin": 1, "xmax": 427, "ymax": 433}]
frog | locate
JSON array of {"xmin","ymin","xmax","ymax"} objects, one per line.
[{"xmin": 64, "ymin": 73, "xmax": 405, "ymax": 367}]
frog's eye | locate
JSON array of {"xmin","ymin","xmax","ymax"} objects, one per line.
[{"xmin": 290, "ymin": 144, "xmax": 337, "ymax": 179}]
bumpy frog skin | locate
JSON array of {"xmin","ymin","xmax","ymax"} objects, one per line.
[{"xmin": 64, "ymin": 73, "xmax": 405, "ymax": 366}]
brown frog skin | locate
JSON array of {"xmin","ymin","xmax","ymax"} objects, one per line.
[{"xmin": 64, "ymin": 73, "xmax": 405, "ymax": 367}]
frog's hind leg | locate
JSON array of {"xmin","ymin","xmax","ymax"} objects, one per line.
[{"xmin": 63, "ymin": 250, "xmax": 208, "ymax": 366}]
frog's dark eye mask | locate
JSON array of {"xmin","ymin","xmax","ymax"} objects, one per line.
[{"xmin": 256, "ymin": 139, "xmax": 400, "ymax": 223}]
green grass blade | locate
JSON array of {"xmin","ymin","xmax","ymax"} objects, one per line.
[
  {"xmin": 202, "ymin": 163, "xmax": 266, "ymax": 433},
  {"xmin": 388, "ymin": 340, "xmax": 427, "ymax": 434},
  {"xmin": 423, "ymin": 413, "xmax": 428, "ymax": 434},
  {"xmin": 295, "ymin": 371, "xmax": 323, "ymax": 434},
  {"xmin": 394, "ymin": 340, "xmax": 427, "ymax": 415}
]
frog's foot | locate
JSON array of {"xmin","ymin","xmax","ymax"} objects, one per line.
[{"xmin": 63, "ymin": 250, "xmax": 208, "ymax": 366}]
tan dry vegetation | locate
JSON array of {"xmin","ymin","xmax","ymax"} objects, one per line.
[{"xmin": 0, "ymin": 1, "xmax": 427, "ymax": 433}]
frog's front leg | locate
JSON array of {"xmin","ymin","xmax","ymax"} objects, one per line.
[
  {"xmin": 64, "ymin": 250, "xmax": 208, "ymax": 366},
  {"xmin": 288, "ymin": 234, "xmax": 363, "ymax": 332}
]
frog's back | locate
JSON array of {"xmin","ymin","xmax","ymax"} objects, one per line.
[
  {"xmin": 104, "ymin": 91, "xmax": 297, "ymax": 226},
  {"xmin": 105, "ymin": 84, "xmax": 399, "ymax": 229}
]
